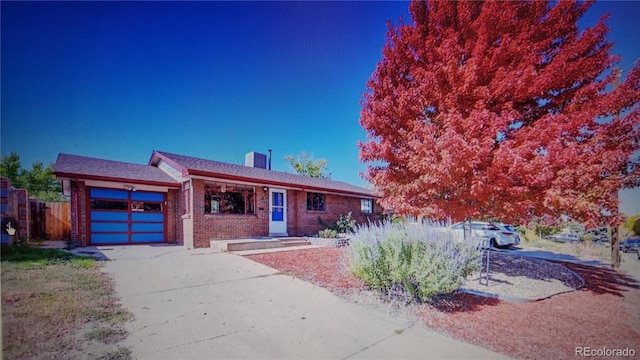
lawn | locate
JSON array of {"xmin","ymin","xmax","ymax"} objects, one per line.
[{"xmin": 1, "ymin": 245, "xmax": 132, "ymax": 360}]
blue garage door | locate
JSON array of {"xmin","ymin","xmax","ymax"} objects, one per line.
[{"xmin": 89, "ymin": 188, "xmax": 165, "ymax": 245}]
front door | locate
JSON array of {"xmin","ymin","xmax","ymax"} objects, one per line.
[{"xmin": 269, "ymin": 188, "xmax": 287, "ymax": 235}]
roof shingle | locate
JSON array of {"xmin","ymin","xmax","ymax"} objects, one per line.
[
  {"xmin": 55, "ymin": 153, "xmax": 179, "ymax": 186},
  {"xmin": 152, "ymin": 151, "xmax": 374, "ymax": 197},
  {"xmin": 54, "ymin": 151, "xmax": 374, "ymax": 197}
]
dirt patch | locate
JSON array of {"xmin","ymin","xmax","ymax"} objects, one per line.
[
  {"xmin": 1, "ymin": 259, "xmax": 132, "ymax": 359},
  {"xmin": 462, "ymin": 252, "xmax": 584, "ymax": 300},
  {"xmin": 246, "ymin": 247, "xmax": 640, "ymax": 360}
]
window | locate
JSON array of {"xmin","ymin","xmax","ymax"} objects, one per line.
[
  {"xmin": 204, "ymin": 182, "xmax": 255, "ymax": 215},
  {"xmin": 90, "ymin": 200, "xmax": 128, "ymax": 210},
  {"xmin": 307, "ymin": 193, "xmax": 325, "ymax": 211},
  {"xmin": 361, "ymin": 199, "xmax": 374, "ymax": 214},
  {"xmin": 131, "ymin": 201, "xmax": 162, "ymax": 212}
]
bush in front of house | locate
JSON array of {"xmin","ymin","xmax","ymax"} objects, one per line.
[
  {"xmin": 345, "ymin": 220, "xmax": 481, "ymax": 302},
  {"xmin": 317, "ymin": 212, "xmax": 357, "ymax": 238},
  {"xmin": 318, "ymin": 229, "xmax": 339, "ymax": 238},
  {"xmin": 335, "ymin": 211, "xmax": 356, "ymax": 233}
]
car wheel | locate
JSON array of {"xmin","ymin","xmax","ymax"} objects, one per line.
[{"xmin": 490, "ymin": 238, "xmax": 498, "ymax": 249}]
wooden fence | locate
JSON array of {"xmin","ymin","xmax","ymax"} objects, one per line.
[{"xmin": 45, "ymin": 202, "xmax": 71, "ymax": 240}]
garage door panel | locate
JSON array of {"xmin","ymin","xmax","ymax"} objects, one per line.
[
  {"xmin": 92, "ymin": 233, "xmax": 129, "ymax": 244},
  {"xmin": 91, "ymin": 211, "xmax": 128, "ymax": 221},
  {"xmin": 131, "ymin": 212, "xmax": 163, "ymax": 222},
  {"xmin": 90, "ymin": 188, "xmax": 128, "ymax": 200},
  {"xmin": 132, "ymin": 223, "xmax": 164, "ymax": 232},
  {"xmin": 131, "ymin": 191, "xmax": 164, "ymax": 202},
  {"xmin": 131, "ymin": 233, "xmax": 164, "ymax": 243},
  {"xmin": 91, "ymin": 222, "xmax": 129, "ymax": 232}
]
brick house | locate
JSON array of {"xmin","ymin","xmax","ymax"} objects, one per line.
[{"xmin": 54, "ymin": 151, "xmax": 380, "ymax": 249}]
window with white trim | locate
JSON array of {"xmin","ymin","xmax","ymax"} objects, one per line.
[{"xmin": 361, "ymin": 199, "xmax": 374, "ymax": 214}]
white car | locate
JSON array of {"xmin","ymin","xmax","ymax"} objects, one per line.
[
  {"xmin": 494, "ymin": 223, "xmax": 521, "ymax": 246},
  {"xmin": 449, "ymin": 221, "xmax": 518, "ymax": 248},
  {"xmin": 545, "ymin": 233, "xmax": 580, "ymax": 243}
]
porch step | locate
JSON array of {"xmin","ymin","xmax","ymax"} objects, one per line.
[
  {"xmin": 279, "ymin": 238, "xmax": 311, "ymax": 247},
  {"xmin": 232, "ymin": 244, "xmax": 320, "ymax": 256},
  {"xmin": 210, "ymin": 237, "xmax": 311, "ymax": 253}
]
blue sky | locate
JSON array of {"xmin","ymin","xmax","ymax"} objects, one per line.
[{"xmin": 1, "ymin": 1, "xmax": 639, "ymax": 214}]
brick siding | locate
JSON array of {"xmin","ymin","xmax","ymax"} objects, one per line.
[
  {"xmin": 288, "ymin": 191, "xmax": 380, "ymax": 236},
  {"xmin": 71, "ymin": 180, "xmax": 87, "ymax": 246},
  {"xmin": 191, "ymin": 180, "xmax": 381, "ymax": 248},
  {"xmin": 191, "ymin": 179, "xmax": 270, "ymax": 248},
  {"xmin": 166, "ymin": 188, "xmax": 180, "ymax": 244}
]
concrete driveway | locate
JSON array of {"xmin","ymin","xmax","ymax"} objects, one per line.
[{"xmin": 99, "ymin": 245, "xmax": 507, "ymax": 359}]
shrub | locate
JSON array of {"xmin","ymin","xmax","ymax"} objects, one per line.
[
  {"xmin": 319, "ymin": 212, "xmax": 357, "ymax": 235},
  {"xmin": 345, "ymin": 221, "xmax": 481, "ymax": 302},
  {"xmin": 318, "ymin": 229, "xmax": 339, "ymax": 238},
  {"xmin": 532, "ymin": 224, "xmax": 561, "ymax": 239},
  {"xmin": 335, "ymin": 211, "xmax": 356, "ymax": 233},
  {"xmin": 581, "ymin": 233, "xmax": 595, "ymax": 243}
]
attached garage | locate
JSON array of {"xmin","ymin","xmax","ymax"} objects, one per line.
[{"xmin": 88, "ymin": 187, "xmax": 167, "ymax": 245}]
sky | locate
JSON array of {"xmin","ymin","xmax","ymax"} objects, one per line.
[{"xmin": 1, "ymin": 1, "xmax": 639, "ymax": 215}]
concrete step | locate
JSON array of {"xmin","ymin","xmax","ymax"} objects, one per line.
[
  {"xmin": 210, "ymin": 237, "xmax": 312, "ymax": 253},
  {"xmin": 233, "ymin": 245, "xmax": 321, "ymax": 256},
  {"xmin": 280, "ymin": 239, "xmax": 311, "ymax": 247},
  {"xmin": 227, "ymin": 239, "xmax": 283, "ymax": 252}
]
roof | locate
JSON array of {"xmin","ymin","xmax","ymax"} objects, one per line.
[
  {"xmin": 54, "ymin": 153, "xmax": 180, "ymax": 187},
  {"xmin": 150, "ymin": 151, "xmax": 375, "ymax": 198}
]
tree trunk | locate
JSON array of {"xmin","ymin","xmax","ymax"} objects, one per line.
[{"xmin": 611, "ymin": 225, "xmax": 620, "ymax": 269}]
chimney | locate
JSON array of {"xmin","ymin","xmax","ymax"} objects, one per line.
[{"xmin": 244, "ymin": 152, "xmax": 268, "ymax": 169}]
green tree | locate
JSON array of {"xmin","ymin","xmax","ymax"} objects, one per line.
[
  {"xmin": 625, "ymin": 214, "xmax": 640, "ymax": 236},
  {"xmin": 1, "ymin": 152, "xmax": 23, "ymax": 186},
  {"xmin": 23, "ymin": 162, "xmax": 63, "ymax": 201},
  {"xmin": 285, "ymin": 152, "xmax": 331, "ymax": 179},
  {"xmin": 0, "ymin": 153, "xmax": 64, "ymax": 201}
]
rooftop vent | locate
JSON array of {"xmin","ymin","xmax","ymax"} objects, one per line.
[{"xmin": 245, "ymin": 152, "xmax": 267, "ymax": 169}]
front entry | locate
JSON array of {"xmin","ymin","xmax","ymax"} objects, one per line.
[{"xmin": 268, "ymin": 188, "xmax": 287, "ymax": 236}]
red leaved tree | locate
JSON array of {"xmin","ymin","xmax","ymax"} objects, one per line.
[{"xmin": 360, "ymin": 1, "xmax": 640, "ymax": 230}]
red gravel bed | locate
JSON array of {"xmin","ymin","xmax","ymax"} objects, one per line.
[{"xmin": 246, "ymin": 247, "xmax": 640, "ymax": 360}]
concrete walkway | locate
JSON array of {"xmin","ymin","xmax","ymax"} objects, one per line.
[{"xmin": 96, "ymin": 244, "xmax": 508, "ymax": 359}]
